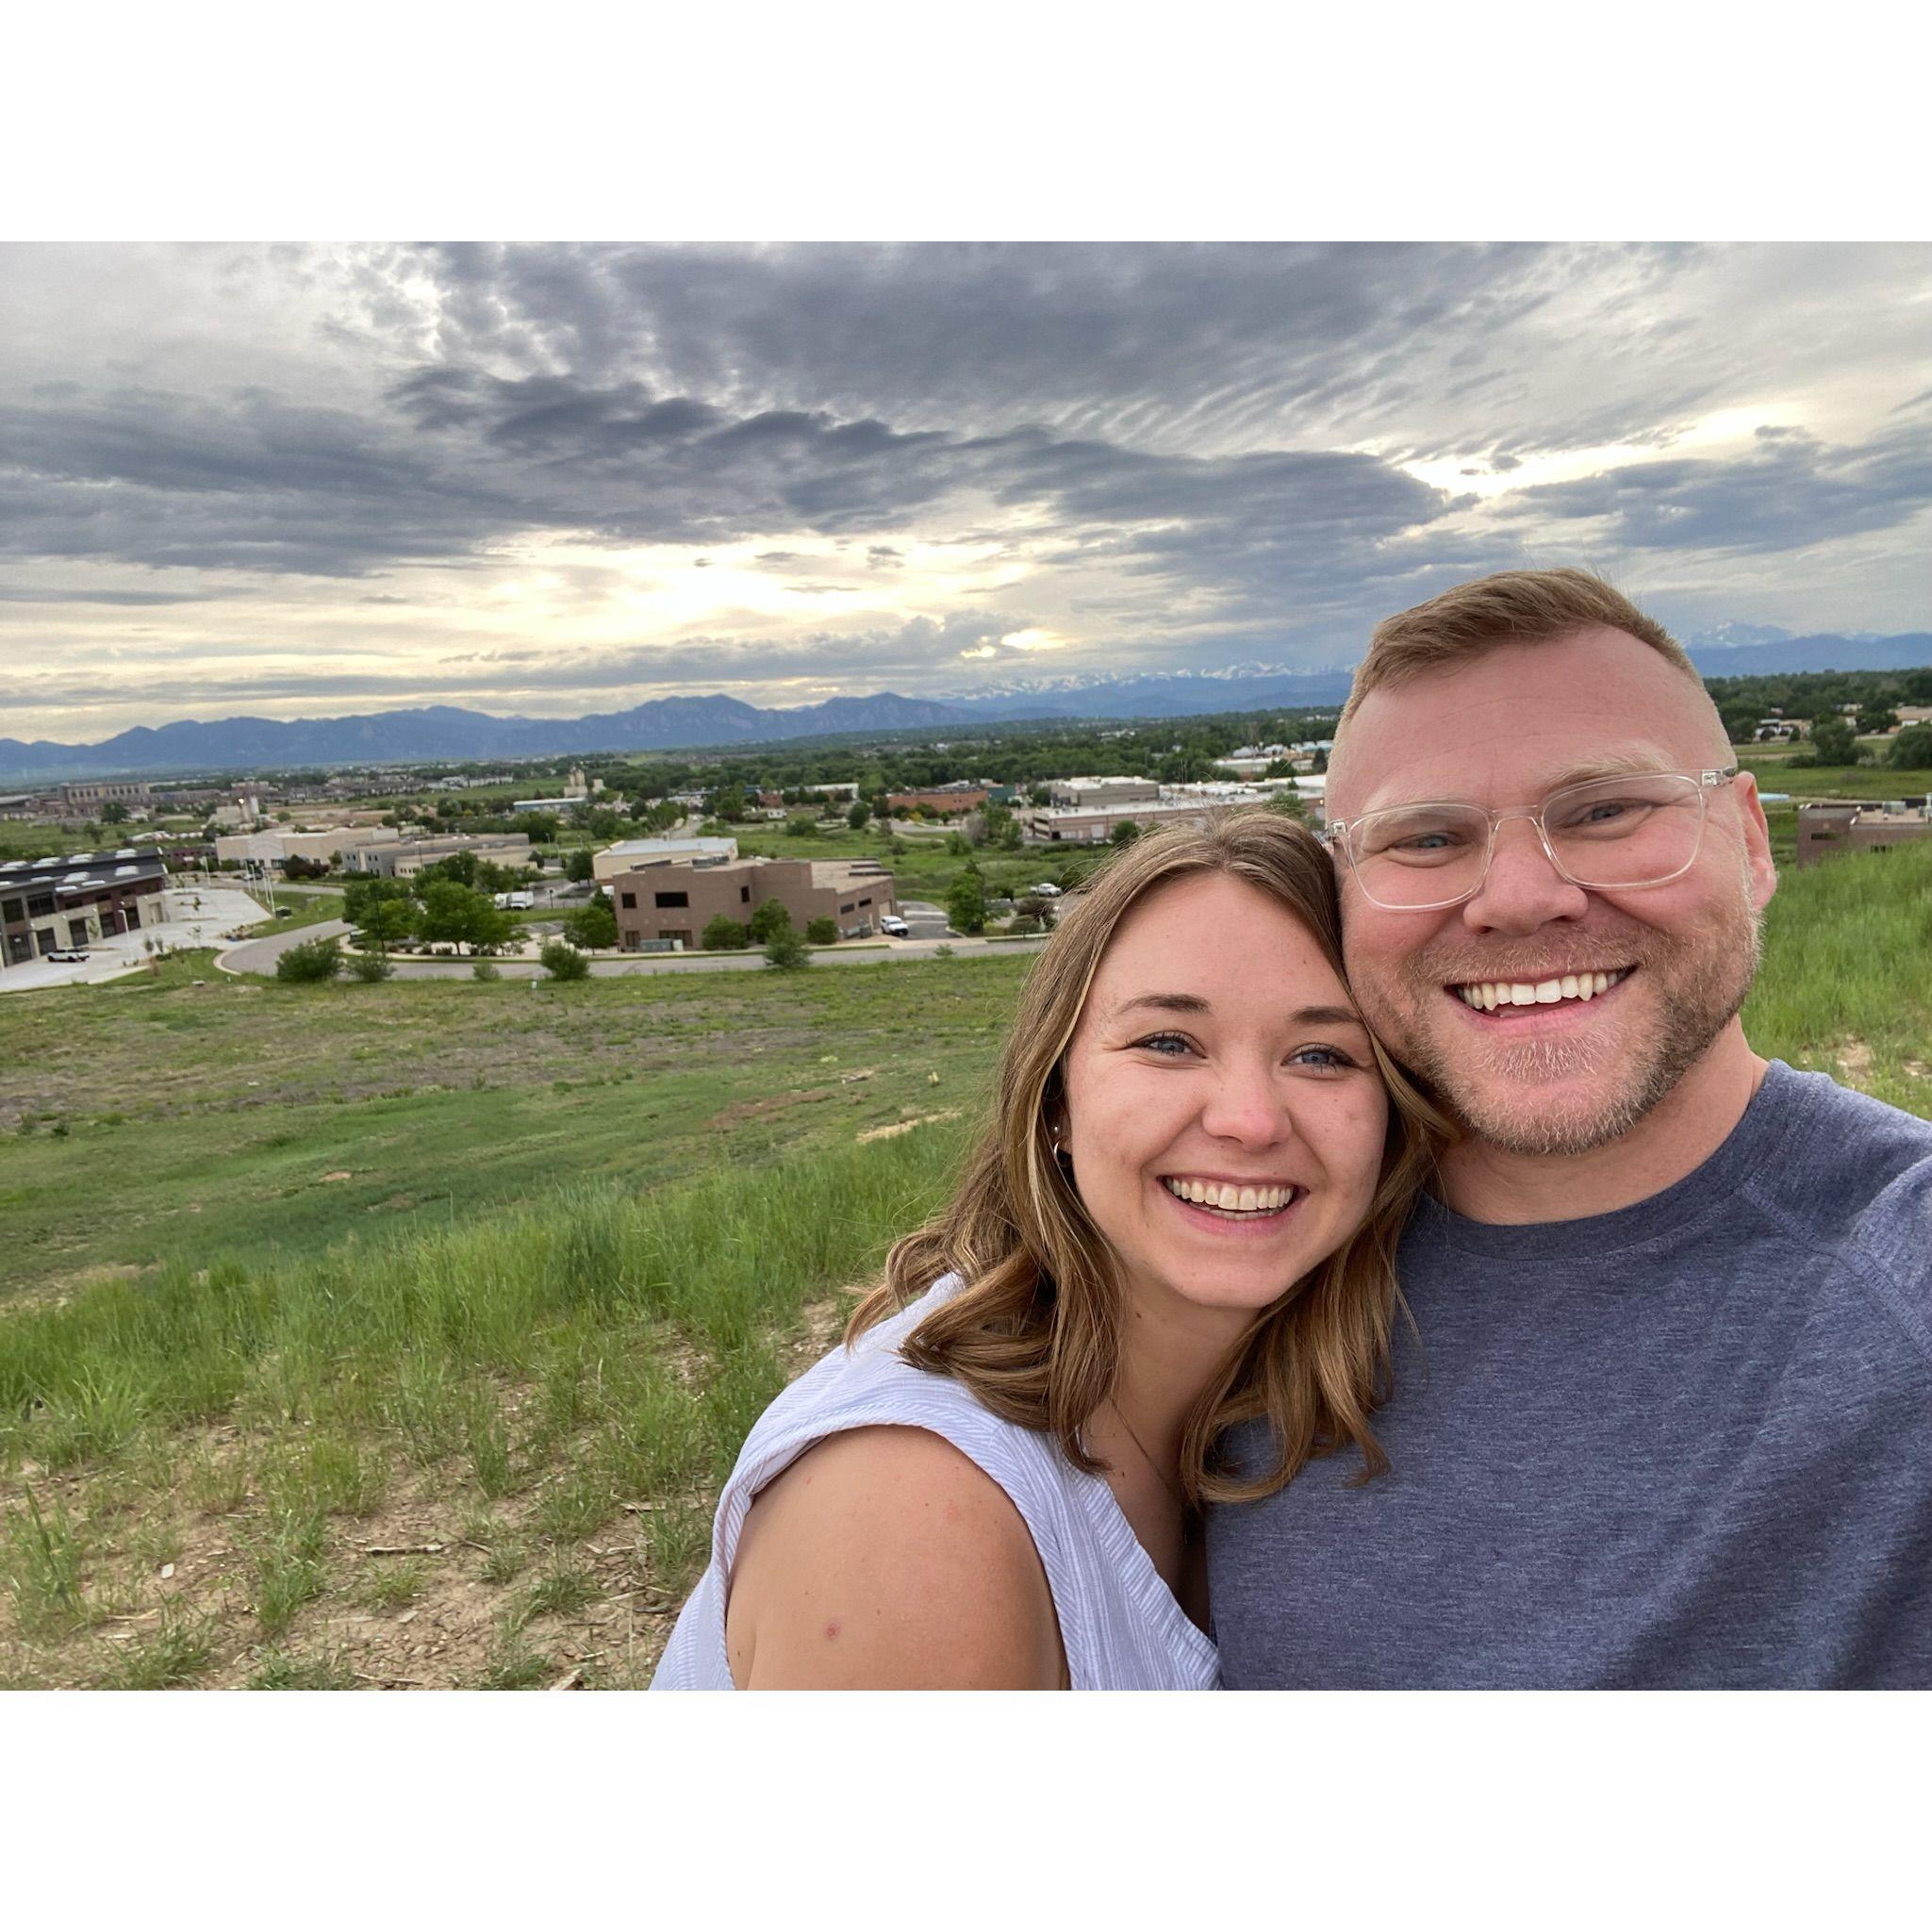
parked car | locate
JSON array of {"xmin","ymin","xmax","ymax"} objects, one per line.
[
  {"xmin": 878, "ymin": 916, "xmax": 911, "ymax": 937},
  {"xmin": 492, "ymin": 891, "xmax": 536, "ymax": 910},
  {"xmin": 1030, "ymin": 882, "xmax": 1064, "ymax": 897},
  {"xmin": 46, "ymin": 947, "xmax": 91, "ymax": 963}
]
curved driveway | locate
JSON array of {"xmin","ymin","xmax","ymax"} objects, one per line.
[{"xmin": 216, "ymin": 921, "xmax": 1047, "ymax": 980}]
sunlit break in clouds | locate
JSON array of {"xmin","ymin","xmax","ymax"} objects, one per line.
[{"xmin": 3, "ymin": 240, "xmax": 1929, "ymax": 741}]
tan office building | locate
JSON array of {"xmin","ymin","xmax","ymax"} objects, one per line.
[{"xmin": 610, "ymin": 856, "xmax": 898, "ymax": 949}]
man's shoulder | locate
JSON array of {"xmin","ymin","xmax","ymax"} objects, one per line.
[{"xmin": 1742, "ymin": 1064, "xmax": 1932, "ymax": 1361}]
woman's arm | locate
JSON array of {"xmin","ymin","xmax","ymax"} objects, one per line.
[{"xmin": 724, "ymin": 1425, "xmax": 1066, "ymax": 1690}]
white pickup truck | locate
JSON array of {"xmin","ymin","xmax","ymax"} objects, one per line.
[{"xmin": 492, "ymin": 891, "xmax": 536, "ymax": 911}]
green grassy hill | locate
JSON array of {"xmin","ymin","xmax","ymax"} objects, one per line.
[{"xmin": 2, "ymin": 841, "xmax": 1926, "ymax": 1689}]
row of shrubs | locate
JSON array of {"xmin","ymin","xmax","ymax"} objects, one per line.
[{"xmin": 273, "ymin": 930, "xmax": 819, "ymax": 984}]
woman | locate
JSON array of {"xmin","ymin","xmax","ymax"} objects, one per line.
[{"xmin": 653, "ymin": 811, "xmax": 1445, "ymax": 1689}]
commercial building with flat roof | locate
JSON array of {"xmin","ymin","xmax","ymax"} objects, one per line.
[
  {"xmin": 1, "ymin": 849, "xmax": 169, "ymax": 969},
  {"xmin": 214, "ymin": 827, "xmax": 402, "ymax": 868},
  {"xmin": 610, "ymin": 855, "xmax": 898, "ymax": 949},
  {"xmin": 1795, "ymin": 799, "xmax": 1932, "ymax": 867},
  {"xmin": 341, "ymin": 833, "xmax": 532, "ymax": 878},
  {"xmin": 1046, "ymin": 776, "xmax": 1161, "ymax": 807},
  {"xmin": 591, "ymin": 836, "xmax": 737, "ymax": 883}
]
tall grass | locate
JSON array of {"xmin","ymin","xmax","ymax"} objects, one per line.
[
  {"xmin": 1742, "ymin": 839, "xmax": 1932, "ymax": 1115},
  {"xmin": 0, "ymin": 1122, "xmax": 965, "ymax": 1482}
]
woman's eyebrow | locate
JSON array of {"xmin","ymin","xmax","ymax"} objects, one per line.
[
  {"xmin": 1109, "ymin": 994, "xmax": 1368, "ymax": 1030},
  {"xmin": 1113, "ymin": 992, "xmax": 1213, "ymax": 1016}
]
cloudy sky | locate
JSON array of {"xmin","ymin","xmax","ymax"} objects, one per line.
[{"xmin": 4, "ymin": 240, "xmax": 1929, "ymax": 744}]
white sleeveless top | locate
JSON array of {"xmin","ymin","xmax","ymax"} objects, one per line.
[{"xmin": 651, "ymin": 1276, "xmax": 1220, "ymax": 1691}]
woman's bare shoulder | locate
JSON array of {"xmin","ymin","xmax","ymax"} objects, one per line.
[{"xmin": 724, "ymin": 1425, "xmax": 1065, "ymax": 1690}]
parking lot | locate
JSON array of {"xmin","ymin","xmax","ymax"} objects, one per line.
[{"xmin": 0, "ymin": 886, "xmax": 271, "ymax": 992}]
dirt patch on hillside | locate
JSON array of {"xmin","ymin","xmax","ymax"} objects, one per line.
[{"xmin": 704, "ymin": 1086, "xmax": 840, "ymax": 1131}]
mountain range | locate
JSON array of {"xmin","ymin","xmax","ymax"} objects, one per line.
[{"xmin": 5, "ymin": 633, "xmax": 1928, "ymax": 783}]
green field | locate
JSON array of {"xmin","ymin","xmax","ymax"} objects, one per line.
[
  {"xmin": 0, "ymin": 949, "xmax": 1028, "ymax": 1300},
  {"xmin": 1, "ymin": 840, "xmax": 1926, "ymax": 1690}
]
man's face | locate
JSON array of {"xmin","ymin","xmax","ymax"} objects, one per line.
[{"xmin": 1327, "ymin": 628, "xmax": 1777, "ymax": 1157}]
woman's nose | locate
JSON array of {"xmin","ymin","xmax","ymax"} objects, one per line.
[{"xmin": 1198, "ymin": 1064, "xmax": 1292, "ymax": 1146}]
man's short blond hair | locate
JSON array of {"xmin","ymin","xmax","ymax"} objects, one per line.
[{"xmin": 1336, "ymin": 569, "xmax": 1698, "ymax": 733}]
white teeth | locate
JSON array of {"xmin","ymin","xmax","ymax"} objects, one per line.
[
  {"xmin": 1164, "ymin": 1178, "xmax": 1294, "ymax": 1214},
  {"xmin": 1455, "ymin": 968, "xmax": 1629, "ymax": 1009}
]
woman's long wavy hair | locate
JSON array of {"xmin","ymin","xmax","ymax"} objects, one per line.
[{"xmin": 847, "ymin": 809, "xmax": 1450, "ymax": 1506}]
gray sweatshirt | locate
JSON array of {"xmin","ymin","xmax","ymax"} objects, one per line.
[{"xmin": 1206, "ymin": 1062, "xmax": 1932, "ymax": 1688}]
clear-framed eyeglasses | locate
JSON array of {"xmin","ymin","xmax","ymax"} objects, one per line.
[{"xmin": 1325, "ymin": 767, "xmax": 1741, "ymax": 913}]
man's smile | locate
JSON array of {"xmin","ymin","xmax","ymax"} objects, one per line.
[{"xmin": 1447, "ymin": 966, "xmax": 1635, "ymax": 1016}]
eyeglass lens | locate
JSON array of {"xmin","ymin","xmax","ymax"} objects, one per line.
[{"xmin": 1349, "ymin": 773, "xmax": 1709, "ymax": 908}]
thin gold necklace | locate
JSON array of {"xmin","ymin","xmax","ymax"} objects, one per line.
[{"xmin": 1108, "ymin": 1397, "xmax": 1190, "ymax": 1517}]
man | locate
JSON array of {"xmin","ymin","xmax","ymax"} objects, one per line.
[{"xmin": 1207, "ymin": 569, "xmax": 1932, "ymax": 1687}]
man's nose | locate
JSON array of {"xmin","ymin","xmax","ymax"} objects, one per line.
[{"xmin": 1461, "ymin": 817, "xmax": 1591, "ymax": 936}]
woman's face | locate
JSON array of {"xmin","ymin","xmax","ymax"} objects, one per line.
[{"xmin": 1059, "ymin": 871, "xmax": 1390, "ymax": 1328}]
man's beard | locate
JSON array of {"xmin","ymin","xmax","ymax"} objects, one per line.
[{"xmin": 1355, "ymin": 891, "xmax": 1764, "ymax": 1159}]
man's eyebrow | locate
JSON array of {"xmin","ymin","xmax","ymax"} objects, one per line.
[{"xmin": 1359, "ymin": 748, "xmax": 1678, "ymax": 814}]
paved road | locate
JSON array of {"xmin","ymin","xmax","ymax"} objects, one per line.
[{"xmin": 216, "ymin": 921, "xmax": 1047, "ymax": 981}]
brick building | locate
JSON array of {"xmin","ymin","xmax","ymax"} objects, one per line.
[
  {"xmin": 1, "ymin": 849, "xmax": 169, "ymax": 969},
  {"xmin": 1795, "ymin": 799, "xmax": 1932, "ymax": 867},
  {"xmin": 885, "ymin": 784, "xmax": 989, "ymax": 816},
  {"xmin": 610, "ymin": 856, "xmax": 898, "ymax": 949}
]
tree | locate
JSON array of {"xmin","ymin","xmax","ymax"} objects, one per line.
[
  {"xmin": 467, "ymin": 899, "xmax": 517, "ymax": 954},
  {"xmin": 763, "ymin": 926, "xmax": 809, "ymax": 970},
  {"xmin": 1889, "ymin": 722, "xmax": 1932, "ymax": 769},
  {"xmin": 282, "ymin": 853, "xmax": 331, "ymax": 882},
  {"xmin": 1110, "ymin": 819, "xmax": 1141, "ymax": 847},
  {"xmin": 275, "ymin": 936, "xmax": 342, "ymax": 983},
  {"xmin": 712, "ymin": 784, "xmax": 749, "ymax": 822},
  {"xmin": 1807, "ymin": 716, "xmax": 1861, "ymax": 767},
  {"xmin": 786, "ymin": 815, "xmax": 818, "ymax": 838},
  {"xmin": 563, "ymin": 899, "xmax": 618, "ymax": 949},
  {"xmin": 343, "ymin": 877, "xmax": 418, "ymax": 954},
  {"xmin": 701, "ymin": 916, "xmax": 749, "ymax": 950},
  {"xmin": 563, "ymin": 848, "xmax": 595, "ymax": 883},
  {"xmin": 947, "ymin": 866, "xmax": 987, "ymax": 935},
  {"xmin": 846, "ymin": 800, "xmax": 870, "ymax": 832},
  {"xmin": 1265, "ymin": 789, "xmax": 1309, "ymax": 823},
  {"xmin": 804, "ymin": 916, "xmax": 838, "ymax": 945},
  {"xmin": 1858, "ymin": 703, "xmax": 1900, "ymax": 736},
  {"xmin": 101, "ymin": 801, "xmax": 130, "ymax": 825},
  {"xmin": 748, "ymin": 897, "xmax": 793, "ymax": 943},
  {"xmin": 1719, "ymin": 703, "xmax": 1761, "ymax": 747},
  {"xmin": 417, "ymin": 849, "xmax": 478, "ymax": 889},
  {"xmin": 539, "ymin": 938, "xmax": 590, "ymax": 981},
  {"xmin": 418, "ymin": 881, "xmax": 509, "ymax": 953}
]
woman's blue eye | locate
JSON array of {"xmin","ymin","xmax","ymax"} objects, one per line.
[
  {"xmin": 1291, "ymin": 1046, "xmax": 1356, "ymax": 1070},
  {"xmin": 1134, "ymin": 1032, "xmax": 1197, "ymax": 1056}
]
